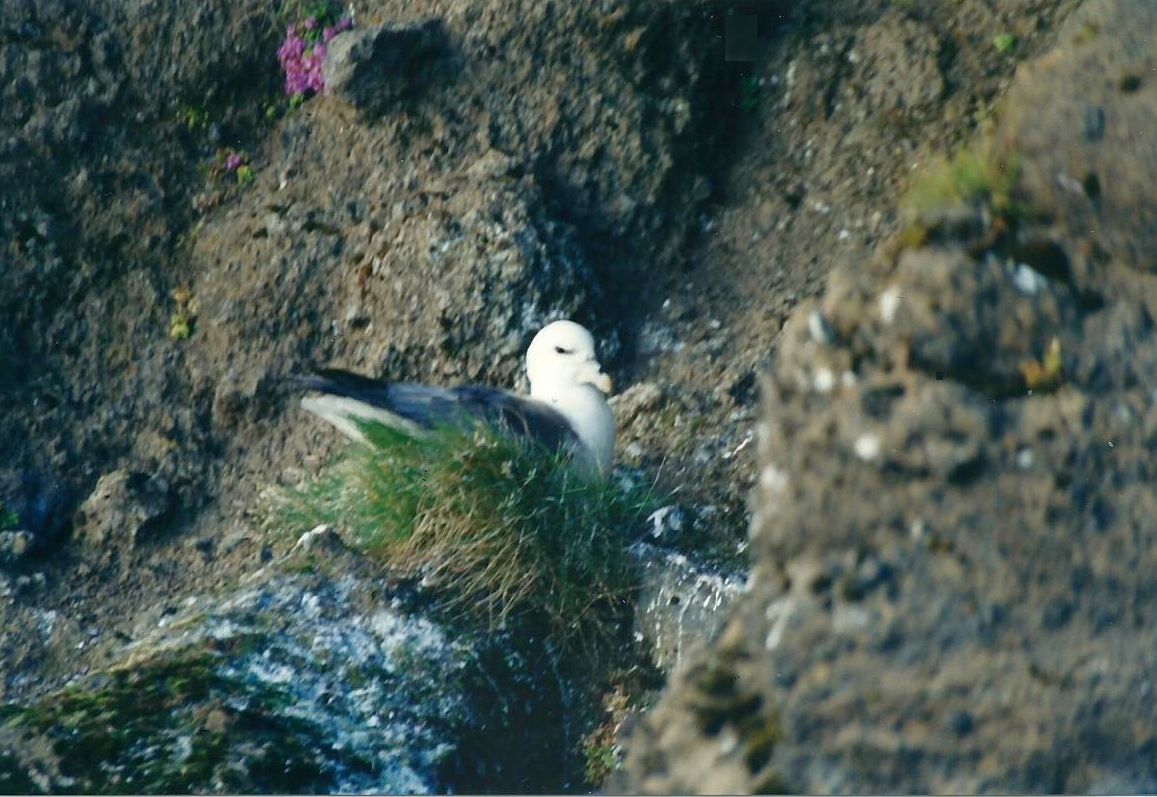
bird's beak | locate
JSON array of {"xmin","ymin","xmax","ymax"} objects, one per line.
[{"xmin": 584, "ymin": 361, "xmax": 614, "ymax": 395}]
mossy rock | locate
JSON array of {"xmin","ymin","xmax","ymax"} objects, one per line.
[
  {"xmin": 0, "ymin": 647, "xmax": 346, "ymax": 794},
  {"xmin": 0, "ymin": 565, "xmax": 570, "ymax": 793}
]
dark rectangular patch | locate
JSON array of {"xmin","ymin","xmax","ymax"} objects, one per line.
[{"xmin": 725, "ymin": 14, "xmax": 757, "ymax": 62}]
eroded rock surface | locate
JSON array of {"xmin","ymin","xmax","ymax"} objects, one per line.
[
  {"xmin": 632, "ymin": 539, "xmax": 747, "ymax": 676},
  {"xmin": 0, "ymin": 532, "xmax": 570, "ymax": 794},
  {"xmin": 1000, "ymin": 0, "xmax": 1157, "ymax": 275},
  {"xmin": 7, "ymin": 0, "xmax": 1149, "ymax": 792},
  {"xmin": 0, "ymin": 0, "xmax": 732, "ymax": 719},
  {"xmin": 73, "ymin": 470, "xmax": 172, "ymax": 558},
  {"xmin": 324, "ymin": 20, "xmax": 451, "ymax": 116},
  {"xmin": 618, "ymin": 1, "xmax": 1157, "ymax": 792}
]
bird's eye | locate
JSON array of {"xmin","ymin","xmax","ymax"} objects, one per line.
[{"xmin": 554, "ymin": 345, "xmax": 571, "ymax": 354}]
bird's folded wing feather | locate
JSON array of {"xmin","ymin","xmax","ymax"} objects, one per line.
[{"xmin": 291, "ymin": 369, "xmax": 580, "ymax": 453}]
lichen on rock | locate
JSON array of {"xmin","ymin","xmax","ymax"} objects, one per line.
[{"xmin": 0, "ymin": 541, "xmax": 571, "ymax": 794}]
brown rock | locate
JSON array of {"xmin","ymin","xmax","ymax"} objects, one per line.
[
  {"xmin": 1000, "ymin": 0, "xmax": 1157, "ymax": 275},
  {"xmin": 74, "ymin": 470, "xmax": 171, "ymax": 554},
  {"xmin": 323, "ymin": 20, "xmax": 451, "ymax": 117},
  {"xmin": 618, "ymin": 2, "xmax": 1157, "ymax": 792}
]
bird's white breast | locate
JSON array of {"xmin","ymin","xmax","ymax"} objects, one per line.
[{"xmin": 540, "ymin": 384, "xmax": 615, "ymax": 475}]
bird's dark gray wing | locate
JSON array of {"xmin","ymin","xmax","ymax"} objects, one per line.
[
  {"xmin": 449, "ymin": 384, "xmax": 580, "ymax": 454},
  {"xmin": 291, "ymin": 369, "xmax": 580, "ymax": 453}
]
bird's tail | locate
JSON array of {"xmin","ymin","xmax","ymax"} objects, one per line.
[{"xmin": 290, "ymin": 370, "xmax": 426, "ymax": 443}]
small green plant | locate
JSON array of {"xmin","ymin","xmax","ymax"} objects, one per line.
[
  {"xmin": 583, "ymin": 737, "xmax": 618, "ymax": 786},
  {"xmin": 169, "ymin": 288, "xmax": 198, "ymax": 342},
  {"xmin": 739, "ymin": 75, "xmax": 761, "ymax": 115},
  {"xmin": 0, "ymin": 504, "xmax": 18, "ymax": 531},
  {"xmin": 176, "ymin": 103, "xmax": 210, "ymax": 131},
  {"xmin": 169, "ymin": 316, "xmax": 191, "ymax": 341},
  {"xmin": 581, "ymin": 685, "xmax": 630, "ymax": 786},
  {"xmin": 281, "ymin": 422, "xmax": 658, "ymax": 643},
  {"xmin": 1073, "ymin": 21, "xmax": 1100, "ymax": 45},
  {"xmin": 219, "ymin": 149, "xmax": 253, "ymax": 182},
  {"xmin": 993, "ymin": 32, "xmax": 1017, "ymax": 54},
  {"xmin": 899, "ymin": 139, "xmax": 1022, "ymax": 231},
  {"xmin": 203, "ymin": 149, "xmax": 257, "ymax": 188}
]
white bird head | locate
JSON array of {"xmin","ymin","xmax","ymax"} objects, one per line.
[{"xmin": 526, "ymin": 320, "xmax": 613, "ymax": 398}]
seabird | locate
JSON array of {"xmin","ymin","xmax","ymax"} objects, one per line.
[{"xmin": 294, "ymin": 320, "xmax": 616, "ymax": 476}]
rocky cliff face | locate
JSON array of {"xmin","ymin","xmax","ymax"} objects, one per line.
[
  {"xmin": 2, "ymin": 532, "xmax": 576, "ymax": 793},
  {"xmin": 8, "ymin": 0, "xmax": 1156, "ymax": 792},
  {"xmin": 1, "ymin": 0, "xmax": 742, "ymax": 790},
  {"xmin": 618, "ymin": 1, "xmax": 1157, "ymax": 792}
]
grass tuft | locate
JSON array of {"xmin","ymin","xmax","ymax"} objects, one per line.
[
  {"xmin": 1019, "ymin": 336, "xmax": 1064, "ymax": 392},
  {"xmin": 899, "ymin": 139, "xmax": 1022, "ymax": 233},
  {"xmin": 993, "ymin": 32, "xmax": 1017, "ymax": 54},
  {"xmin": 280, "ymin": 422, "xmax": 658, "ymax": 644}
]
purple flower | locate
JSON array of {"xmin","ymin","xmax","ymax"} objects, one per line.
[
  {"xmin": 225, "ymin": 153, "xmax": 244, "ymax": 171},
  {"xmin": 279, "ymin": 10, "xmax": 354, "ymax": 98}
]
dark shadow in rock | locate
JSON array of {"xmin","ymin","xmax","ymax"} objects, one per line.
[
  {"xmin": 0, "ymin": 468, "xmax": 75, "ymax": 565},
  {"xmin": 324, "ymin": 19, "xmax": 456, "ymax": 120},
  {"xmin": 1008, "ymin": 237, "xmax": 1072, "ymax": 285}
]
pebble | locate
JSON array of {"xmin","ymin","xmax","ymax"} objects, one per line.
[
  {"xmin": 0, "ymin": 530, "xmax": 34, "ymax": 565},
  {"xmin": 807, "ymin": 311, "xmax": 833, "ymax": 345},
  {"xmin": 878, "ymin": 285, "xmax": 901, "ymax": 324},
  {"xmin": 854, "ymin": 433, "xmax": 881, "ymax": 462}
]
